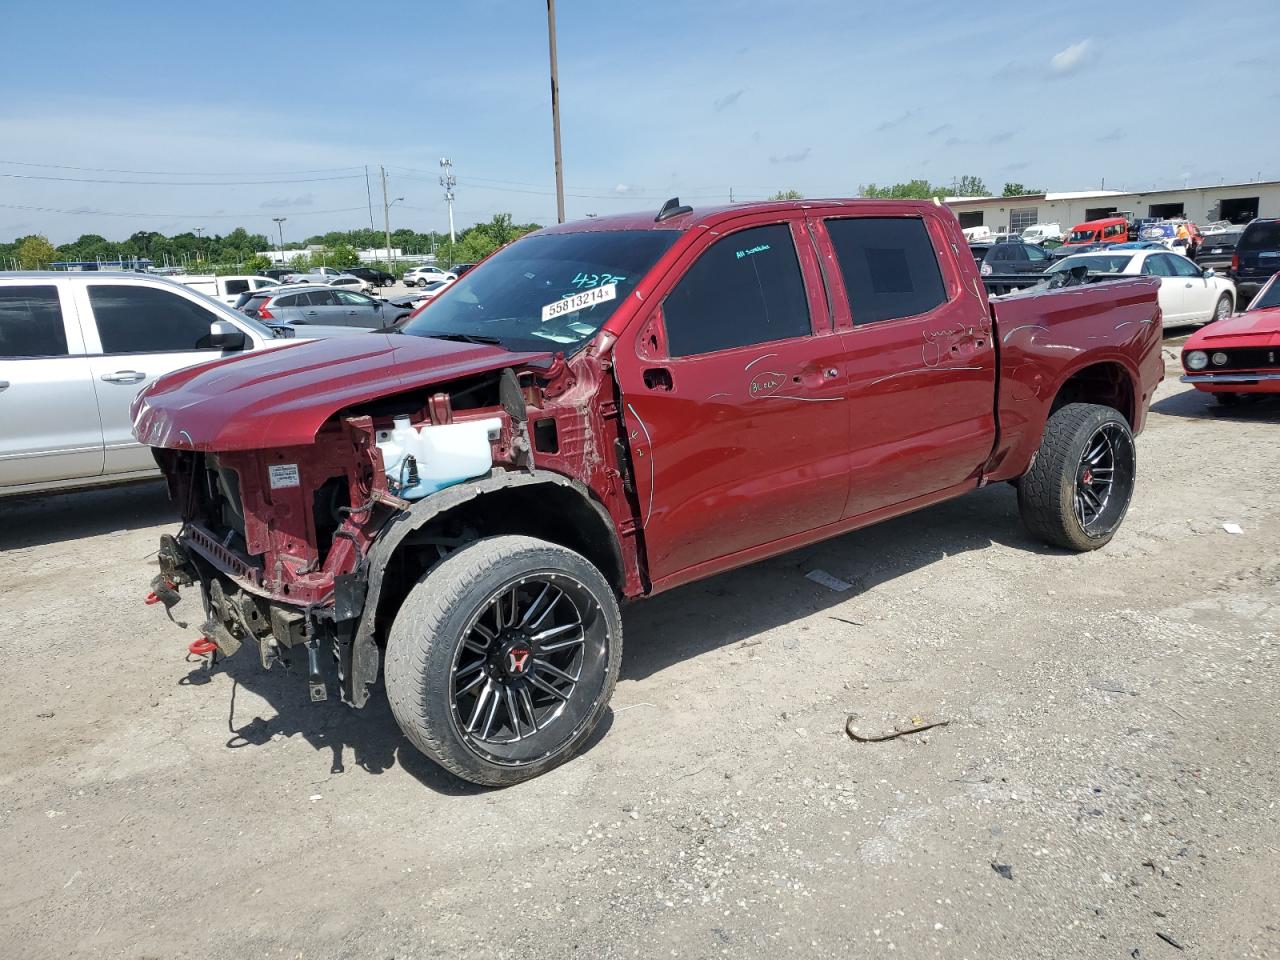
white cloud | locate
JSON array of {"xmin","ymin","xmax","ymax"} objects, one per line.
[{"xmin": 1050, "ymin": 39, "xmax": 1091, "ymax": 75}]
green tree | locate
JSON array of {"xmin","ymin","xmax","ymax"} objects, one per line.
[
  {"xmin": 1001, "ymin": 182, "xmax": 1043, "ymax": 197},
  {"xmin": 770, "ymin": 190, "xmax": 804, "ymax": 200},
  {"xmin": 952, "ymin": 175, "xmax": 987, "ymax": 197},
  {"xmin": 244, "ymin": 253, "xmax": 273, "ymax": 274},
  {"xmin": 17, "ymin": 234, "xmax": 57, "ymax": 269},
  {"xmin": 289, "ymin": 253, "xmax": 310, "ymax": 270},
  {"xmin": 859, "ymin": 179, "xmax": 938, "ymax": 199}
]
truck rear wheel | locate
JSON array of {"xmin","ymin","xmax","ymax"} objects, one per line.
[
  {"xmin": 1017, "ymin": 403, "xmax": 1136, "ymax": 552},
  {"xmin": 385, "ymin": 535, "xmax": 622, "ymax": 787}
]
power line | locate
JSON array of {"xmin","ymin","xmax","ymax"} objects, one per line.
[
  {"xmin": 0, "ymin": 171, "xmax": 365, "ymax": 187},
  {"xmin": 0, "ymin": 158, "xmax": 366, "ymax": 176},
  {"xmin": 0, "ymin": 202, "xmax": 370, "ymax": 220}
]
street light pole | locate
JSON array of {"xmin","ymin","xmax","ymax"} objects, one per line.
[
  {"xmin": 272, "ymin": 217, "xmax": 287, "ymax": 267},
  {"xmin": 194, "ymin": 226, "xmax": 205, "ymax": 264},
  {"xmin": 381, "ymin": 167, "xmax": 404, "ymax": 274},
  {"xmin": 546, "ymin": 0, "xmax": 566, "ymax": 223}
]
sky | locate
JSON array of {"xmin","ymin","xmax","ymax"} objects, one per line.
[{"xmin": 1, "ymin": 0, "xmax": 1277, "ymax": 245}]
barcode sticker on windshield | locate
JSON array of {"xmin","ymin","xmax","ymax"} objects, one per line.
[
  {"xmin": 268, "ymin": 463, "xmax": 300, "ymax": 489},
  {"xmin": 541, "ymin": 282, "xmax": 617, "ymax": 322}
]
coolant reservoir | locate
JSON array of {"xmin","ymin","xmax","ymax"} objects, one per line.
[{"xmin": 376, "ymin": 415, "xmax": 502, "ymax": 500}]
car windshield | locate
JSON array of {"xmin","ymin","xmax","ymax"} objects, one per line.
[
  {"xmin": 1068, "ymin": 229, "xmax": 1098, "ymax": 243},
  {"xmin": 401, "ymin": 230, "xmax": 680, "ymax": 353},
  {"xmin": 1046, "ymin": 254, "xmax": 1134, "ymax": 274},
  {"xmin": 1250, "ymin": 278, "xmax": 1280, "ymax": 310}
]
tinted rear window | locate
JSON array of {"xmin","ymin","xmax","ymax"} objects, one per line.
[
  {"xmin": 0, "ymin": 285, "xmax": 68, "ymax": 358},
  {"xmin": 1239, "ymin": 221, "xmax": 1280, "ymax": 251},
  {"xmin": 1202, "ymin": 234, "xmax": 1240, "ymax": 249},
  {"xmin": 827, "ymin": 217, "xmax": 947, "ymax": 325}
]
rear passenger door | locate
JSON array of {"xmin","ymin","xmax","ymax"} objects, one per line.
[
  {"xmin": 76, "ymin": 282, "xmax": 250, "ymax": 476},
  {"xmin": 0, "ymin": 283, "xmax": 104, "ymax": 487},
  {"xmin": 812, "ymin": 213, "xmax": 997, "ymax": 519},
  {"xmin": 614, "ymin": 217, "xmax": 850, "ymax": 587},
  {"xmin": 297, "ymin": 289, "xmax": 344, "ymax": 324}
]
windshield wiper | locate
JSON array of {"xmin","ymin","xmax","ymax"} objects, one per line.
[{"xmin": 420, "ymin": 331, "xmax": 505, "ymax": 346}]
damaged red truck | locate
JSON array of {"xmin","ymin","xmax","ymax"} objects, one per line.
[{"xmin": 133, "ymin": 198, "xmax": 1164, "ymax": 786}]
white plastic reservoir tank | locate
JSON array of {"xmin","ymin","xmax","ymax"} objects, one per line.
[{"xmin": 376, "ymin": 415, "xmax": 502, "ymax": 500}]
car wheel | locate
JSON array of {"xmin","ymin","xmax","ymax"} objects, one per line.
[
  {"xmin": 1017, "ymin": 402, "xmax": 1137, "ymax": 552},
  {"xmin": 1210, "ymin": 293, "xmax": 1232, "ymax": 324},
  {"xmin": 385, "ymin": 535, "xmax": 622, "ymax": 787}
]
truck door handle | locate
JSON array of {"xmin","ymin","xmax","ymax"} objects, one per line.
[
  {"xmin": 101, "ymin": 370, "xmax": 146, "ymax": 384},
  {"xmin": 642, "ymin": 367, "xmax": 673, "ymax": 391}
]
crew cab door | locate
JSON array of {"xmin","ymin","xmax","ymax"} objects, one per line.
[
  {"xmin": 614, "ymin": 218, "xmax": 850, "ymax": 588},
  {"xmin": 75, "ymin": 281, "xmax": 254, "ymax": 476},
  {"xmin": 810, "ymin": 211, "xmax": 997, "ymax": 518},
  {"xmin": 0, "ymin": 281, "xmax": 104, "ymax": 487}
]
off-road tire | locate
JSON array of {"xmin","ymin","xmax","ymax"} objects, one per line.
[
  {"xmin": 385, "ymin": 535, "xmax": 622, "ymax": 787},
  {"xmin": 1017, "ymin": 402, "xmax": 1136, "ymax": 552}
]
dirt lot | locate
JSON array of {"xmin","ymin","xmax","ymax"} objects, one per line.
[{"xmin": 2, "ymin": 351, "xmax": 1278, "ymax": 959}]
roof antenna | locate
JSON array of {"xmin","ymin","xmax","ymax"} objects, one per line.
[{"xmin": 656, "ymin": 197, "xmax": 693, "ymax": 222}]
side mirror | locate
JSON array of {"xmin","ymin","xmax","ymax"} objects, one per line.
[
  {"xmin": 1202, "ymin": 267, "xmax": 1216, "ymax": 279},
  {"xmin": 208, "ymin": 320, "xmax": 247, "ymax": 350}
]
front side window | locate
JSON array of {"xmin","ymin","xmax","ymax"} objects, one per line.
[
  {"xmin": 663, "ymin": 223, "xmax": 811, "ymax": 357},
  {"xmin": 88, "ymin": 285, "xmax": 220, "ymax": 353},
  {"xmin": 1026, "ymin": 245, "xmax": 1048, "ymax": 262},
  {"xmin": 1168, "ymin": 256, "xmax": 1202, "ymax": 278},
  {"xmin": 0, "ymin": 285, "xmax": 68, "ymax": 358},
  {"xmin": 224, "ymin": 279, "xmax": 251, "ymax": 296},
  {"xmin": 1141, "ymin": 256, "xmax": 1173, "ymax": 277},
  {"xmin": 826, "ymin": 217, "xmax": 946, "ymax": 325},
  {"xmin": 334, "ymin": 290, "xmax": 372, "ymax": 305}
]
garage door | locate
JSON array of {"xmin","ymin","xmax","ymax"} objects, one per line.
[{"xmin": 1009, "ymin": 207, "xmax": 1038, "ymax": 233}]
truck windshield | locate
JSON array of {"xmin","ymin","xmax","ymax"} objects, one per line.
[{"xmin": 401, "ymin": 230, "xmax": 679, "ymax": 353}]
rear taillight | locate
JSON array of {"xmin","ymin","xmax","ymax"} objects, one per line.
[
  {"xmin": 257, "ymin": 300, "xmax": 275, "ymax": 320},
  {"xmin": 1231, "ymin": 253, "xmax": 1239, "ymax": 273}
]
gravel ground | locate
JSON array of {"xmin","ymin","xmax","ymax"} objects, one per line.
[{"xmin": 2, "ymin": 347, "xmax": 1278, "ymax": 959}]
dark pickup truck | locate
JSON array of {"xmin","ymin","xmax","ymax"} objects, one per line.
[{"xmin": 133, "ymin": 198, "xmax": 1164, "ymax": 786}]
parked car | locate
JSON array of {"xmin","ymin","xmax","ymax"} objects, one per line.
[
  {"xmin": 1049, "ymin": 241, "xmax": 1107, "ymax": 260},
  {"xmin": 238, "ymin": 284, "xmax": 397, "ymax": 329},
  {"xmin": 1231, "ymin": 218, "xmax": 1280, "ymax": 300},
  {"xmin": 1046, "ymin": 249, "xmax": 1235, "ymax": 327},
  {"xmin": 283, "ymin": 265, "xmax": 344, "ymax": 284},
  {"xmin": 1136, "ymin": 219, "xmax": 1203, "ymax": 257},
  {"xmin": 262, "ymin": 268, "xmax": 294, "ymax": 281},
  {"xmin": 407, "ymin": 278, "xmax": 455, "ymax": 310},
  {"xmin": 1109, "ymin": 241, "xmax": 1168, "ymax": 251},
  {"xmin": 979, "ymin": 241, "xmax": 1053, "ymax": 277},
  {"xmin": 404, "ymin": 264, "xmax": 457, "ymax": 288},
  {"xmin": 134, "ymin": 198, "xmax": 1163, "ymax": 787},
  {"xmin": 344, "ymin": 266, "xmax": 396, "ymax": 288},
  {"xmin": 0, "ymin": 272, "xmax": 302, "ymax": 498},
  {"xmin": 1020, "ymin": 223, "xmax": 1062, "ymax": 244},
  {"xmin": 325, "ymin": 274, "xmax": 373, "ymax": 293},
  {"xmin": 1057, "ymin": 216, "xmax": 1130, "ymax": 257},
  {"xmin": 170, "ymin": 274, "xmax": 280, "ymax": 307},
  {"xmin": 450, "ymin": 262, "xmax": 478, "ymax": 277},
  {"xmin": 1194, "ymin": 230, "xmax": 1243, "ymax": 274},
  {"xmin": 1180, "ymin": 271, "xmax": 1280, "ymax": 405}
]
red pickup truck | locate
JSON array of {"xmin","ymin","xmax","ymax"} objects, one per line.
[{"xmin": 133, "ymin": 198, "xmax": 1164, "ymax": 786}]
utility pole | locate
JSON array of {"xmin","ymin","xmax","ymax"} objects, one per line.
[
  {"xmin": 380, "ymin": 166, "xmax": 395, "ymax": 274},
  {"xmin": 194, "ymin": 226, "xmax": 204, "ymax": 263},
  {"xmin": 546, "ymin": 0, "xmax": 566, "ymax": 223},
  {"xmin": 364, "ymin": 166, "xmax": 376, "ymax": 231},
  {"xmin": 439, "ymin": 158, "xmax": 456, "ymax": 245},
  {"xmin": 272, "ymin": 217, "xmax": 287, "ymax": 266}
]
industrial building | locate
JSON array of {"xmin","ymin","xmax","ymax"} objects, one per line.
[{"xmin": 945, "ymin": 179, "xmax": 1280, "ymax": 234}]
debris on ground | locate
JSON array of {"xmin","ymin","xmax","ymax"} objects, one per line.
[
  {"xmin": 845, "ymin": 714, "xmax": 950, "ymax": 742},
  {"xmin": 829, "ymin": 615, "xmax": 865, "ymax": 626},
  {"xmin": 1223, "ymin": 522, "xmax": 1244, "ymax": 535},
  {"xmin": 1155, "ymin": 932, "xmax": 1184, "ymax": 951},
  {"xmin": 805, "ymin": 569, "xmax": 853, "ymax": 591},
  {"xmin": 992, "ymin": 863, "xmax": 1014, "ymax": 880}
]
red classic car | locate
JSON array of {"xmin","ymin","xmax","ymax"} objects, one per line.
[{"xmin": 1181, "ymin": 271, "xmax": 1280, "ymax": 405}]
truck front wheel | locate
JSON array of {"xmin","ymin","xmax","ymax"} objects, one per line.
[
  {"xmin": 385, "ymin": 535, "xmax": 622, "ymax": 787},
  {"xmin": 1017, "ymin": 403, "xmax": 1137, "ymax": 551}
]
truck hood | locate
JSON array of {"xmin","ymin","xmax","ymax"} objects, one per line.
[
  {"xmin": 132, "ymin": 333, "xmax": 551, "ymax": 451},
  {"xmin": 1188, "ymin": 306, "xmax": 1280, "ymax": 346}
]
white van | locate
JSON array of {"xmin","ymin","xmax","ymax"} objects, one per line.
[
  {"xmin": 1021, "ymin": 223, "xmax": 1063, "ymax": 244},
  {"xmin": 962, "ymin": 225, "xmax": 993, "ymax": 242},
  {"xmin": 171, "ymin": 274, "xmax": 280, "ymax": 306}
]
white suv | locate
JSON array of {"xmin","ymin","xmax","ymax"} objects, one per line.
[
  {"xmin": 405, "ymin": 265, "xmax": 457, "ymax": 287},
  {"xmin": 0, "ymin": 271, "xmax": 295, "ymax": 498}
]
